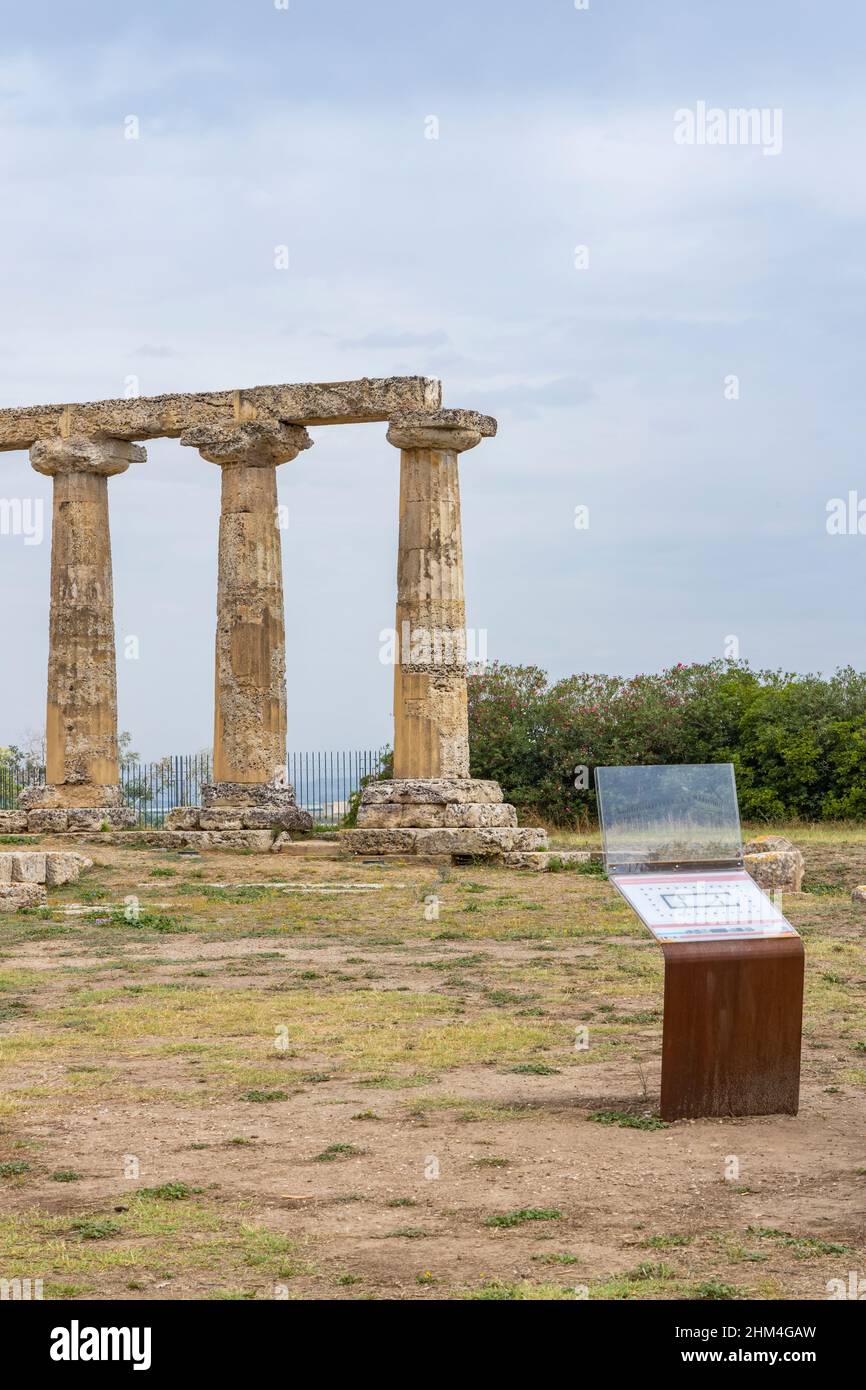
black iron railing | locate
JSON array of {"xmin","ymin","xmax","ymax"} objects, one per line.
[{"xmin": 0, "ymin": 749, "xmax": 387, "ymax": 827}]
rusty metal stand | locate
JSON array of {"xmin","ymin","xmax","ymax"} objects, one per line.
[{"xmin": 659, "ymin": 935, "xmax": 805, "ymax": 1121}]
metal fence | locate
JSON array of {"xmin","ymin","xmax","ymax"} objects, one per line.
[{"xmin": 0, "ymin": 749, "xmax": 387, "ymax": 827}]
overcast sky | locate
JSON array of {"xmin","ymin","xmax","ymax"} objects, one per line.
[{"xmin": 1, "ymin": 1, "xmax": 865, "ymax": 759}]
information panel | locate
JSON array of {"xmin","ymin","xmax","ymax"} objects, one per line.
[{"xmin": 611, "ymin": 868, "xmax": 800, "ymax": 944}]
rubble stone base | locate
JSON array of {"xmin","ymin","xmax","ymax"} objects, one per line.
[
  {"xmin": 165, "ymin": 803, "xmax": 313, "ymax": 833},
  {"xmin": 502, "ymin": 851, "xmax": 598, "ymax": 871},
  {"xmin": 342, "ymin": 778, "xmax": 548, "ymax": 858},
  {"xmin": 51, "ymin": 829, "xmax": 278, "ymax": 852}
]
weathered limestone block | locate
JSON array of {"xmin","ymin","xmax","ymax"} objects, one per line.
[
  {"xmin": 0, "ymin": 811, "xmax": 28, "ymax": 833},
  {"xmin": 45, "ymin": 851, "xmax": 92, "ymax": 886},
  {"xmin": 413, "ymin": 827, "xmax": 548, "ymax": 855},
  {"xmin": 341, "ymin": 829, "xmax": 419, "ymax": 855},
  {"xmin": 851, "ymin": 886, "xmax": 866, "ymax": 904},
  {"xmin": 271, "ymin": 836, "xmax": 345, "ymax": 858},
  {"xmin": 443, "ymin": 803, "xmax": 518, "ymax": 828},
  {"xmin": 199, "ymin": 810, "xmax": 245, "ymax": 831},
  {"xmin": 25, "ymin": 809, "xmax": 70, "ymax": 833},
  {"xmin": 0, "ymin": 854, "xmax": 14, "ymax": 883},
  {"xmin": 502, "ymin": 851, "xmax": 593, "ymax": 871},
  {"xmin": 64, "ymin": 808, "xmax": 133, "ymax": 832},
  {"xmin": 19, "ymin": 783, "xmax": 126, "ymax": 810},
  {"xmin": 0, "ymin": 377, "xmax": 442, "ymax": 452},
  {"xmin": 361, "ymin": 778, "xmax": 503, "ymax": 806},
  {"xmin": 197, "ymin": 831, "xmax": 275, "ymax": 852},
  {"xmin": 164, "ymin": 807, "xmax": 202, "ymax": 830},
  {"xmin": 743, "ymin": 836, "xmax": 804, "ymax": 893},
  {"xmin": 357, "ymin": 803, "xmax": 448, "ymax": 829},
  {"xmin": 202, "ymin": 781, "xmax": 302, "ymax": 809},
  {"xmin": 0, "ymin": 883, "xmax": 46, "ymax": 912},
  {"xmin": 11, "ymin": 852, "xmax": 47, "ymax": 882},
  {"xmin": 241, "ymin": 806, "xmax": 313, "ymax": 831}
]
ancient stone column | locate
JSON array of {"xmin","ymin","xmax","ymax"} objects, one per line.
[
  {"xmin": 387, "ymin": 409, "xmax": 492, "ymax": 780},
  {"xmin": 174, "ymin": 421, "xmax": 313, "ymax": 832},
  {"xmin": 18, "ymin": 435, "xmax": 144, "ymax": 831},
  {"xmin": 343, "ymin": 408, "xmax": 548, "ymax": 859}
]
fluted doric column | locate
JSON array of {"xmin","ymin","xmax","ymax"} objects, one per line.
[
  {"xmin": 386, "ymin": 408, "xmax": 495, "ymax": 779},
  {"xmin": 18, "ymin": 436, "xmax": 143, "ymax": 828},
  {"xmin": 343, "ymin": 406, "xmax": 548, "ymax": 858},
  {"xmin": 177, "ymin": 420, "xmax": 313, "ymax": 830}
]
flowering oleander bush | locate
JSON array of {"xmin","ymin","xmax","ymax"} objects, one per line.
[{"xmin": 467, "ymin": 660, "xmax": 866, "ymax": 826}]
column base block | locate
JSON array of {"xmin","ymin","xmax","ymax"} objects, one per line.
[
  {"xmin": 19, "ymin": 807, "xmax": 136, "ymax": 833},
  {"xmin": 18, "ymin": 783, "xmax": 127, "ymax": 811},
  {"xmin": 166, "ymin": 802, "xmax": 313, "ymax": 833},
  {"xmin": 342, "ymin": 779, "xmax": 548, "ymax": 857}
]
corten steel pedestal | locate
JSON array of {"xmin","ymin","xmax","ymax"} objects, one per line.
[{"xmin": 659, "ymin": 934, "xmax": 804, "ymax": 1121}]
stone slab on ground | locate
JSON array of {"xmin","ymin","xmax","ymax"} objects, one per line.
[
  {"xmin": 502, "ymin": 851, "xmax": 595, "ymax": 871},
  {"xmin": 342, "ymin": 826, "xmax": 548, "ymax": 857},
  {"xmin": 0, "ymin": 882, "xmax": 47, "ymax": 912},
  {"xmin": 51, "ymin": 829, "xmax": 278, "ymax": 852},
  {"xmin": 271, "ymin": 836, "xmax": 345, "ymax": 858}
]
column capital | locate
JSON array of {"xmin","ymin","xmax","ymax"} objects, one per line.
[
  {"xmin": 30, "ymin": 435, "xmax": 145, "ymax": 477},
  {"xmin": 180, "ymin": 420, "xmax": 312, "ymax": 467},
  {"xmin": 387, "ymin": 408, "xmax": 496, "ymax": 454}
]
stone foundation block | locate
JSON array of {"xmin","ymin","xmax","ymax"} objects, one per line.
[
  {"xmin": 356, "ymin": 803, "xmax": 448, "ymax": 829},
  {"xmin": 197, "ymin": 830, "xmax": 275, "ymax": 851},
  {"xmin": 18, "ymin": 783, "xmax": 125, "ymax": 810},
  {"xmin": 11, "ymin": 852, "xmax": 47, "ymax": 882},
  {"xmin": 360, "ymin": 778, "xmax": 503, "ymax": 806},
  {"xmin": 0, "ymin": 854, "xmax": 13, "ymax": 882},
  {"xmin": 0, "ymin": 811, "xmax": 28, "ymax": 833},
  {"xmin": 443, "ymin": 803, "xmax": 518, "ymax": 828},
  {"xmin": 0, "ymin": 883, "xmax": 47, "ymax": 912},
  {"xmin": 241, "ymin": 806, "xmax": 314, "ymax": 832},
  {"xmin": 413, "ymin": 827, "xmax": 548, "ymax": 855},
  {"xmin": 343, "ymin": 825, "xmax": 548, "ymax": 857},
  {"xmin": 164, "ymin": 807, "xmax": 202, "ymax": 830},
  {"xmin": 341, "ymin": 829, "xmax": 419, "ymax": 855},
  {"xmin": 201, "ymin": 781, "xmax": 301, "ymax": 809},
  {"xmin": 199, "ymin": 810, "xmax": 245, "ymax": 831},
  {"xmin": 25, "ymin": 809, "xmax": 70, "ymax": 833},
  {"xmin": 271, "ymin": 836, "xmax": 345, "ymax": 858},
  {"xmin": 502, "ymin": 851, "xmax": 593, "ymax": 871},
  {"xmin": 743, "ymin": 836, "xmax": 804, "ymax": 893},
  {"xmin": 45, "ymin": 852, "xmax": 92, "ymax": 886}
]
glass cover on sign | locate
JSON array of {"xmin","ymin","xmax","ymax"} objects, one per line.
[{"xmin": 595, "ymin": 763, "xmax": 743, "ymax": 871}]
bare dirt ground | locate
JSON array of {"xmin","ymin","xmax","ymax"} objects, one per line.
[{"xmin": 0, "ymin": 833, "xmax": 864, "ymax": 1301}]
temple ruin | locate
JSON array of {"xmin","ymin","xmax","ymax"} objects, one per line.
[{"xmin": 0, "ymin": 377, "xmax": 548, "ymax": 858}]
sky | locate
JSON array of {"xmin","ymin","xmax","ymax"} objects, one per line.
[{"xmin": 1, "ymin": 0, "xmax": 865, "ymax": 760}]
